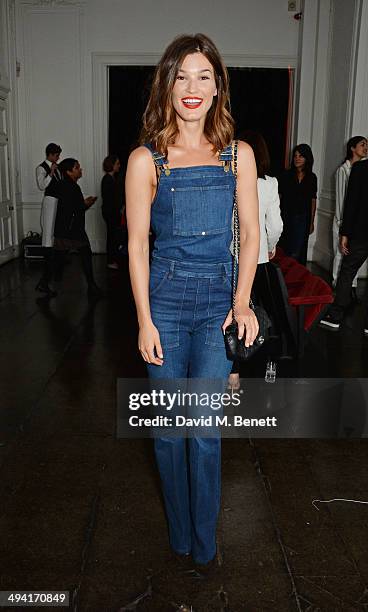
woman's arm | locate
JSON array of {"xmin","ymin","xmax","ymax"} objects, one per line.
[
  {"xmin": 125, "ymin": 146, "xmax": 163, "ymax": 365},
  {"xmin": 236, "ymin": 141, "xmax": 260, "ymax": 344},
  {"xmin": 335, "ymin": 165, "xmax": 346, "ymax": 224},
  {"xmin": 309, "ymin": 173, "xmax": 317, "ymax": 234},
  {"xmin": 222, "ymin": 141, "xmax": 259, "ymax": 347},
  {"xmin": 309, "ymin": 198, "xmax": 317, "ymax": 234}
]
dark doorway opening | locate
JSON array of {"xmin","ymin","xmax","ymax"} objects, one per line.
[{"xmin": 108, "ymin": 65, "xmax": 291, "ymax": 176}]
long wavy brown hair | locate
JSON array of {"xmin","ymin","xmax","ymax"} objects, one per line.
[{"xmin": 140, "ymin": 33, "xmax": 234, "ymax": 155}]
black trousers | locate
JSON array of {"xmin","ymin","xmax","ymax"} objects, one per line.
[
  {"xmin": 330, "ymin": 238, "xmax": 368, "ymax": 322},
  {"xmin": 102, "ymin": 211, "xmax": 119, "ymax": 264},
  {"xmin": 52, "ymin": 243, "xmax": 96, "ymax": 287},
  {"xmin": 39, "ymin": 247, "xmax": 55, "ymax": 285}
]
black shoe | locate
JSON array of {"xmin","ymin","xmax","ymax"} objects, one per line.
[
  {"xmin": 319, "ymin": 313, "xmax": 341, "ymax": 330},
  {"xmin": 35, "ymin": 282, "xmax": 57, "ymax": 298},
  {"xmin": 87, "ymin": 283, "xmax": 104, "ymax": 298},
  {"xmin": 193, "ymin": 555, "xmax": 219, "ymax": 578},
  {"xmin": 171, "ymin": 551, "xmax": 193, "ymax": 573}
]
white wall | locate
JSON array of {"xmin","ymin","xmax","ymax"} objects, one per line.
[
  {"xmin": 9, "ymin": 0, "xmax": 368, "ymax": 274},
  {"xmin": 313, "ymin": 0, "xmax": 368, "ymax": 278},
  {"xmin": 14, "ymin": 0, "xmax": 300, "ymax": 251}
]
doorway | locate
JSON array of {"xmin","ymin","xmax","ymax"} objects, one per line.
[{"xmin": 108, "ymin": 65, "xmax": 292, "ymax": 176}]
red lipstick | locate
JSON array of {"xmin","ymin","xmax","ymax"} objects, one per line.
[{"xmin": 181, "ymin": 97, "xmax": 203, "ymax": 109}]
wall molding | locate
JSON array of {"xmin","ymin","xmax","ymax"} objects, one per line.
[
  {"xmin": 0, "ymin": 82, "xmax": 10, "ymax": 97},
  {"xmin": 19, "ymin": 0, "xmax": 85, "ymax": 6},
  {"xmin": 92, "ymin": 51, "xmax": 297, "ymax": 69},
  {"xmin": 319, "ymin": 188, "xmax": 334, "ymax": 201}
]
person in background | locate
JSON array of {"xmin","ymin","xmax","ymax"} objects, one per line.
[
  {"xmin": 228, "ymin": 131, "xmax": 283, "ymax": 390},
  {"xmin": 101, "ymin": 155, "xmax": 121, "ymax": 270},
  {"xmin": 332, "ymin": 135, "xmax": 367, "ymax": 300},
  {"xmin": 320, "ymin": 156, "xmax": 368, "ymax": 334},
  {"xmin": 35, "ymin": 142, "xmax": 62, "ymax": 296},
  {"xmin": 279, "ymin": 144, "xmax": 317, "ymax": 266},
  {"xmin": 53, "ymin": 158, "xmax": 103, "ymax": 298}
]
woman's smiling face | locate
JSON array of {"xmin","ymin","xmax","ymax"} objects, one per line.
[{"xmin": 172, "ymin": 52, "xmax": 217, "ymax": 123}]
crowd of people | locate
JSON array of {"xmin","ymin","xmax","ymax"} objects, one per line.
[
  {"xmin": 35, "ymin": 133, "xmax": 367, "ymax": 305},
  {"xmin": 35, "ymin": 147, "xmax": 125, "ymax": 298}
]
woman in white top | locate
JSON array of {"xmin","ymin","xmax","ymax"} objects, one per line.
[
  {"xmin": 332, "ymin": 136, "xmax": 367, "ymax": 293},
  {"xmin": 229, "ymin": 131, "xmax": 283, "ymax": 388}
]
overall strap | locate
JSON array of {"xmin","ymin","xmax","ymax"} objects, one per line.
[
  {"xmin": 218, "ymin": 144, "xmax": 233, "ymax": 162},
  {"xmin": 219, "ymin": 143, "xmax": 233, "ymax": 172},
  {"xmin": 143, "ymin": 143, "xmax": 170, "ymax": 179},
  {"xmin": 144, "ymin": 144, "xmax": 167, "ymax": 168}
]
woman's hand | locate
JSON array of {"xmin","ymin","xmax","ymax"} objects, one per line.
[
  {"xmin": 222, "ymin": 303, "xmax": 259, "ymax": 347},
  {"xmin": 138, "ymin": 321, "xmax": 164, "ymax": 365}
]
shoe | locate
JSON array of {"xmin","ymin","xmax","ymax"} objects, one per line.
[
  {"xmin": 194, "ymin": 555, "xmax": 219, "ymax": 578},
  {"xmin": 87, "ymin": 283, "xmax": 104, "ymax": 298},
  {"xmin": 107, "ymin": 262, "xmax": 119, "ymax": 270},
  {"xmin": 319, "ymin": 314, "xmax": 341, "ymax": 330},
  {"xmin": 35, "ymin": 282, "xmax": 57, "ymax": 298}
]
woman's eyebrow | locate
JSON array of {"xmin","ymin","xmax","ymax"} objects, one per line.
[{"xmin": 178, "ymin": 68, "xmax": 212, "ymax": 73}]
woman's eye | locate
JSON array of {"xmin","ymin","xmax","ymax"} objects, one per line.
[
  {"xmin": 176, "ymin": 75, "xmax": 185, "ymax": 80},
  {"xmin": 200, "ymin": 76, "xmax": 210, "ymax": 80}
]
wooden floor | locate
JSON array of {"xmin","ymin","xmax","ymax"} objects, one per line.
[{"xmin": 0, "ymin": 254, "xmax": 367, "ymax": 611}]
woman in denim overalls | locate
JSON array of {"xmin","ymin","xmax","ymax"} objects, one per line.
[{"xmin": 126, "ymin": 34, "xmax": 260, "ymax": 568}]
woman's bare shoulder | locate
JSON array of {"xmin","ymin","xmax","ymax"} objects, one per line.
[
  {"xmin": 237, "ymin": 140, "xmax": 254, "ymax": 160},
  {"xmin": 128, "ymin": 145, "xmax": 153, "ymax": 167},
  {"xmin": 127, "ymin": 146, "xmax": 156, "ymax": 186}
]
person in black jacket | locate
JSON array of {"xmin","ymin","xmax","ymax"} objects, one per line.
[
  {"xmin": 101, "ymin": 155, "xmax": 122, "ymax": 270},
  {"xmin": 320, "ymin": 158, "xmax": 368, "ymax": 334},
  {"xmin": 54, "ymin": 158, "xmax": 103, "ymax": 297}
]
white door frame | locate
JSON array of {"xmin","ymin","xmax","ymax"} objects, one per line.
[{"xmin": 91, "ymin": 51, "xmax": 298, "ymax": 194}]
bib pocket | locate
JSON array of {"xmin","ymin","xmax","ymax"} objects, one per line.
[{"xmin": 172, "ymin": 184, "xmax": 232, "ymax": 236}]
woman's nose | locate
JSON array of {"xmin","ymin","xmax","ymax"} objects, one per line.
[{"xmin": 186, "ymin": 78, "xmax": 198, "ymax": 93}]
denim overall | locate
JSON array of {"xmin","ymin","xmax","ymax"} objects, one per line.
[{"xmin": 145, "ymin": 143, "xmax": 235, "ymax": 564}]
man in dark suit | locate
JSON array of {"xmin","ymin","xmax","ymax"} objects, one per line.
[
  {"xmin": 320, "ymin": 158, "xmax": 368, "ymax": 334},
  {"xmin": 54, "ymin": 158, "xmax": 103, "ymax": 297}
]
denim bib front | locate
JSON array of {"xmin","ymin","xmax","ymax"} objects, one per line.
[{"xmin": 145, "ymin": 144, "xmax": 235, "ymax": 264}]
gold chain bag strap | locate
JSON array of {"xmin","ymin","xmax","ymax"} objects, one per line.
[{"xmin": 224, "ymin": 140, "xmax": 271, "ymax": 361}]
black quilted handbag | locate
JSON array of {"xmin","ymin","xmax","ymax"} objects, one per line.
[{"xmin": 224, "ymin": 141, "xmax": 272, "ymax": 361}]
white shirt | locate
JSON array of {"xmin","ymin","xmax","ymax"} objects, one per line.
[
  {"xmin": 334, "ymin": 159, "xmax": 352, "ymax": 228},
  {"xmin": 257, "ymin": 175, "xmax": 283, "ymax": 264},
  {"xmin": 36, "ymin": 159, "xmax": 55, "ymax": 191}
]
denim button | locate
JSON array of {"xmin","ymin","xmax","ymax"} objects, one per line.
[
  {"xmin": 201, "ymin": 231, "xmax": 206, "ymax": 235},
  {"xmin": 171, "ymin": 188, "xmax": 175, "ymax": 192}
]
